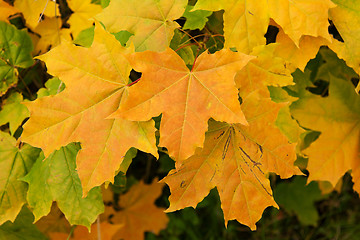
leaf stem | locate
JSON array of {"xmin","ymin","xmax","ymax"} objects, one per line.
[
  {"xmin": 175, "ymin": 42, "xmax": 198, "ymax": 52},
  {"xmin": 97, "ymin": 216, "xmax": 101, "ymax": 240},
  {"xmin": 127, "ymin": 77, "xmax": 141, "ymax": 87},
  {"xmin": 66, "ymin": 225, "xmax": 76, "ymax": 240}
]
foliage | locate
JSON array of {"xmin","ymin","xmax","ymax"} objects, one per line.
[{"xmin": 0, "ymin": 0, "xmax": 359, "ymax": 239}]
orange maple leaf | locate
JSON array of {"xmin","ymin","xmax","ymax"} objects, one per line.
[
  {"xmin": 161, "ymin": 46, "xmax": 300, "ymax": 230},
  {"xmin": 0, "ymin": 0, "xmax": 18, "ymax": 23},
  {"xmin": 102, "ymin": 180, "xmax": 168, "ymax": 240},
  {"xmin": 49, "ymin": 222, "xmax": 122, "ymax": 240},
  {"xmin": 22, "ymin": 23, "xmax": 158, "ymax": 196},
  {"xmin": 111, "ymin": 48, "xmax": 254, "ymax": 162},
  {"xmin": 162, "ymin": 93, "xmax": 299, "ymax": 229}
]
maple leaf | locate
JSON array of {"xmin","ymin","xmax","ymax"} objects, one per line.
[
  {"xmin": 32, "ymin": 17, "xmax": 71, "ymax": 55},
  {"xmin": 235, "ymin": 44, "xmax": 293, "ymax": 94},
  {"xmin": 35, "ymin": 204, "xmax": 71, "ymax": 236},
  {"xmin": 268, "ymin": 0, "xmax": 335, "ymax": 46},
  {"xmin": 0, "ymin": 0, "xmax": 18, "ymax": 23},
  {"xmin": 162, "ymin": 93, "xmax": 299, "ymax": 229},
  {"xmin": 22, "ymin": 23, "xmax": 158, "ymax": 196},
  {"xmin": 329, "ymin": 0, "xmax": 360, "ymax": 91},
  {"xmin": 313, "ymin": 48, "xmax": 359, "ymax": 87},
  {"xmin": 161, "ymin": 47, "xmax": 300, "ymax": 229},
  {"xmin": 0, "ymin": 131, "xmax": 41, "ymax": 225},
  {"xmin": 0, "ymin": 92, "xmax": 29, "ymax": 135},
  {"xmin": 22, "ymin": 143, "xmax": 104, "ymax": 228},
  {"xmin": 0, "ymin": 206, "xmax": 47, "ymax": 240},
  {"xmin": 0, "ymin": 21, "xmax": 34, "ymax": 96},
  {"xmin": 49, "ymin": 222, "xmax": 122, "ymax": 240},
  {"xmin": 111, "ymin": 48, "xmax": 253, "ymax": 162},
  {"xmin": 96, "ymin": 0, "xmax": 187, "ymax": 51},
  {"xmin": 14, "ymin": 0, "xmax": 58, "ymax": 29},
  {"xmin": 274, "ymin": 176, "xmax": 323, "ymax": 226},
  {"xmin": 36, "ymin": 77, "xmax": 65, "ymax": 98},
  {"xmin": 194, "ymin": 0, "xmax": 334, "ymax": 54},
  {"xmin": 67, "ymin": 0, "xmax": 102, "ymax": 38},
  {"xmin": 273, "ymin": 22, "xmax": 329, "ymax": 72},
  {"xmin": 290, "ymin": 75, "xmax": 360, "ymax": 192},
  {"xmin": 193, "ymin": 0, "xmax": 269, "ymax": 54},
  {"xmin": 182, "ymin": 5, "xmax": 212, "ymax": 31},
  {"xmin": 102, "ymin": 180, "xmax": 168, "ymax": 240}
]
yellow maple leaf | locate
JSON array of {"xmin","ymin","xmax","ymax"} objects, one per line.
[
  {"xmin": 111, "ymin": 48, "xmax": 253, "ymax": 162},
  {"xmin": 14, "ymin": 0, "xmax": 58, "ymax": 29},
  {"xmin": 96, "ymin": 0, "xmax": 187, "ymax": 52},
  {"xmin": 193, "ymin": 0, "xmax": 269, "ymax": 54},
  {"xmin": 0, "ymin": 0, "xmax": 18, "ymax": 23},
  {"xmin": 236, "ymin": 44, "xmax": 293, "ymax": 92},
  {"xmin": 67, "ymin": 0, "xmax": 102, "ymax": 38},
  {"xmin": 22, "ymin": 23, "xmax": 158, "ymax": 196},
  {"xmin": 102, "ymin": 180, "xmax": 168, "ymax": 240},
  {"xmin": 329, "ymin": 0, "xmax": 360, "ymax": 92},
  {"xmin": 291, "ymin": 75, "xmax": 360, "ymax": 192},
  {"xmin": 33, "ymin": 17, "xmax": 71, "ymax": 55},
  {"xmin": 194, "ymin": 0, "xmax": 334, "ymax": 53},
  {"xmin": 268, "ymin": 0, "xmax": 335, "ymax": 46},
  {"xmin": 272, "ymin": 21, "xmax": 329, "ymax": 72}
]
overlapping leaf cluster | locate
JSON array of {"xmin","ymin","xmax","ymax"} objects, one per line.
[{"xmin": 0, "ymin": 0, "xmax": 359, "ymax": 239}]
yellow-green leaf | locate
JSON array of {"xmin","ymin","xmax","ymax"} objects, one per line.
[
  {"xmin": 0, "ymin": 132, "xmax": 41, "ymax": 224},
  {"xmin": 329, "ymin": 0, "xmax": 360, "ymax": 91},
  {"xmin": 22, "ymin": 143, "xmax": 104, "ymax": 228},
  {"xmin": 96, "ymin": 0, "xmax": 187, "ymax": 51},
  {"xmin": 290, "ymin": 75, "xmax": 360, "ymax": 191}
]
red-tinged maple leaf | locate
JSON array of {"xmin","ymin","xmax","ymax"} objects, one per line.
[
  {"xmin": 110, "ymin": 48, "xmax": 254, "ymax": 163},
  {"xmin": 102, "ymin": 180, "xmax": 168, "ymax": 240},
  {"xmin": 21, "ymin": 23, "xmax": 158, "ymax": 196}
]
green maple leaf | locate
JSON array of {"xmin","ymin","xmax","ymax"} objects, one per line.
[
  {"xmin": 22, "ymin": 143, "xmax": 104, "ymax": 229},
  {"xmin": 274, "ymin": 176, "xmax": 323, "ymax": 226},
  {"xmin": 0, "ymin": 206, "xmax": 47, "ymax": 240},
  {"xmin": 183, "ymin": 5, "xmax": 212, "ymax": 30},
  {"xmin": 0, "ymin": 92, "xmax": 29, "ymax": 135},
  {"xmin": 0, "ymin": 132, "xmax": 41, "ymax": 225},
  {"xmin": 0, "ymin": 21, "xmax": 34, "ymax": 96}
]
